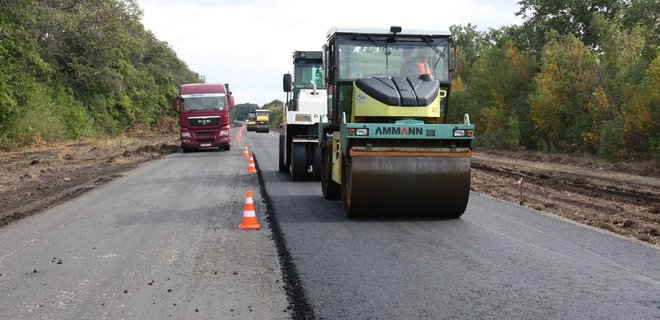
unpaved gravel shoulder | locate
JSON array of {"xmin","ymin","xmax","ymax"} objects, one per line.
[
  {"xmin": 471, "ymin": 151, "xmax": 660, "ymax": 246},
  {"xmin": 0, "ymin": 134, "xmax": 180, "ymax": 227}
]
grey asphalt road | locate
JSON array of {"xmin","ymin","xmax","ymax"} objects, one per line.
[
  {"xmin": 0, "ymin": 127, "xmax": 289, "ymax": 320},
  {"xmin": 252, "ymin": 130, "xmax": 659, "ymax": 320}
]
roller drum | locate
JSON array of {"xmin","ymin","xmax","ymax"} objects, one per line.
[{"xmin": 342, "ymin": 155, "xmax": 471, "ymax": 218}]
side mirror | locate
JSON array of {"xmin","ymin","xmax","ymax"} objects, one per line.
[
  {"xmin": 283, "ymin": 73, "xmax": 292, "ymax": 92},
  {"xmin": 171, "ymin": 98, "xmax": 180, "ymax": 113},
  {"xmin": 229, "ymin": 95, "xmax": 235, "ymax": 109}
]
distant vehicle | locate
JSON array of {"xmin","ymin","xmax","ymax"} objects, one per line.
[
  {"xmin": 171, "ymin": 83, "xmax": 234, "ymax": 152},
  {"xmin": 279, "ymin": 50, "xmax": 326, "ymax": 180},
  {"xmin": 246, "ymin": 112, "xmax": 256, "ymax": 131},
  {"xmin": 255, "ymin": 109, "xmax": 270, "ymax": 133}
]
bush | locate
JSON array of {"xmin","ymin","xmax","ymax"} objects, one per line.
[
  {"xmin": 599, "ymin": 116, "xmax": 625, "ymax": 160},
  {"xmin": 474, "ymin": 114, "xmax": 521, "ymax": 150}
]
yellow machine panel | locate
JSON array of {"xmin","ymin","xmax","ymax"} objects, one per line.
[
  {"xmin": 351, "ymin": 85, "xmax": 446, "ymax": 120},
  {"xmin": 332, "ymin": 132, "xmax": 342, "ymax": 184}
]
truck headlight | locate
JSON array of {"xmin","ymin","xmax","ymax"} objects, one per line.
[
  {"xmin": 181, "ymin": 131, "xmax": 192, "ymax": 138},
  {"xmin": 220, "ymin": 130, "xmax": 229, "ymax": 135}
]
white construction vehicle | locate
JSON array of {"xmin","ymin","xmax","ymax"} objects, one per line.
[{"xmin": 279, "ymin": 51, "xmax": 327, "ymax": 180}]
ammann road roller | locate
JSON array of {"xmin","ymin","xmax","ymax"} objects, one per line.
[{"xmin": 319, "ymin": 26, "xmax": 475, "ymax": 218}]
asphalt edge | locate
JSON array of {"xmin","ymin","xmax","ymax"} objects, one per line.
[{"xmin": 253, "ymin": 155, "xmax": 316, "ymax": 320}]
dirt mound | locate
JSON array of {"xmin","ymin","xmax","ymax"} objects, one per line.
[{"xmin": 472, "ymin": 151, "xmax": 659, "ymax": 245}]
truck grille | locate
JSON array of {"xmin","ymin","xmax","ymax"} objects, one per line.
[
  {"xmin": 189, "ymin": 117, "xmax": 220, "ymax": 126},
  {"xmin": 195, "ymin": 131, "xmax": 215, "ymax": 137}
]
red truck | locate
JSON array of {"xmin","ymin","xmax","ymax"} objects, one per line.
[{"xmin": 172, "ymin": 83, "xmax": 235, "ymax": 152}]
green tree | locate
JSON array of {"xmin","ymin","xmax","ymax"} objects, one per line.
[
  {"xmin": 621, "ymin": 0, "xmax": 659, "ymax": 59},
  {"xmin": 261, "ymin": 100, "xmax": 284, "ymax": 129},
  {"xmin": 449, "ymin": 24, "xmax": 490, "ymax": 82},
  {"xmin": 620, "ymin": 54, "xmax": 660, "ymax": 158},
  {"xmin": 0, "ymin": 0, "xmax": 201, "ymax": 148},
  {"xmin": 446, "ymin": 76, "xmax": 475, "ymax": 124},
  {"xmin": 516, "ymin": 0, "xmax": 624, "ymax": 51},
  {"xmin": 528, "ymin": 32, "xmax": 599, "ymax": 151},
  {"xmin": 461, "ymin": 42, "xmax": 535, "ymax": 149}
]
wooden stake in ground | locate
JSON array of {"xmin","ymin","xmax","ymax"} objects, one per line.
[{"xmin": 517, "ymin": 177, "xmax": 524, "ymax": 205}]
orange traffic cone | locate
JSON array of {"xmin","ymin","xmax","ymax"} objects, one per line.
[
  {"xmin": 247, "ymin": 155, "xmax": 256, "ymax": 173},
  {"xmin": 242, "ymin": 146, "xmax": 249, "ymax": 158},
  {"xmin": 239, "ymin": 191, "xmax": 260, "ymax": 229}
]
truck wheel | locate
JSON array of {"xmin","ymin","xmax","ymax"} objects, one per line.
[
  {"xmin": 290, "ymin": 143, "xmax": 307, "ymax": 181},
  {"xmin": 182, "ymin": 147, "xmax": 192, "ymax": 153},
  {"xmin": 278, "ymin": 134, "xmax": 288, "ymax": 172},
  {"xmin": 321, "ymin": 145, "xmax": 340, "ymax": 200},
  {"xmin": 312, "ymin": 146, "xmax": 321, "ymax": 181}
]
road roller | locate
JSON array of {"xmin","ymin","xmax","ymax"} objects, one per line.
[{"xmin": 319, "ymin": 26, "xmax": 475, "ymax": 218}]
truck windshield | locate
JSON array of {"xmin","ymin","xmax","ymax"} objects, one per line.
[
  {"xmin": 181, "ymin": 95, "xmax": 226, "ymax": 111},
  {"xmin": 336, "ymin": 36, "xmax": 450, "ymax": 82},
  {"xmin": 294, "ymin": 62, "xmax": 324, "ymax": 89}
]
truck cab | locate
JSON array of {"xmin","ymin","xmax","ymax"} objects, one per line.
[{"xmin": 172, "ymin": 83, "xmax": 234, "ymax": 152}]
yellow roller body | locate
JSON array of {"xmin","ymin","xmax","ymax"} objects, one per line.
[
  {"xmin": 352, "ymin": 86, "xmax": 445, "ymax": 119},
  {"xmin": 331, "ymin": 132, "xmax": 342, "ymax": 184},
  {"xmin": 321, "ymin": 28, "xmax": 476, "ymax": 219}
]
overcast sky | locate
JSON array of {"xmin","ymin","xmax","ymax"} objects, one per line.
[{"xmin": 137, "ymin": 0, "xmax": 524, "ymax": 105}]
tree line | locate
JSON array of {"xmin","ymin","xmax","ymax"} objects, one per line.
[
  {"xmin": 2, "ymin": 0, "xmax": 655, "ymax": 161},
  {"xmin": 446, "ymin": 0, "xmax": 658, "ymax": 160},
  {"xmin": 254, "ymin": 0, "xmax": 657, "ymax": 161},
  {"xmin": 0, "ymin": 0, "xmax": 201, "ymax": 148}
]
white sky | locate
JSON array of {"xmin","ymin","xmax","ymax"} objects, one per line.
[{"xmin": 137, "ymin": 0, "xmax": 523, "ymax": 105}]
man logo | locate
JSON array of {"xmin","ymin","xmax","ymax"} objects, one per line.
[{"xmin": 200, "ymin": 119, "xmax": 211, "ymax": 125}]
